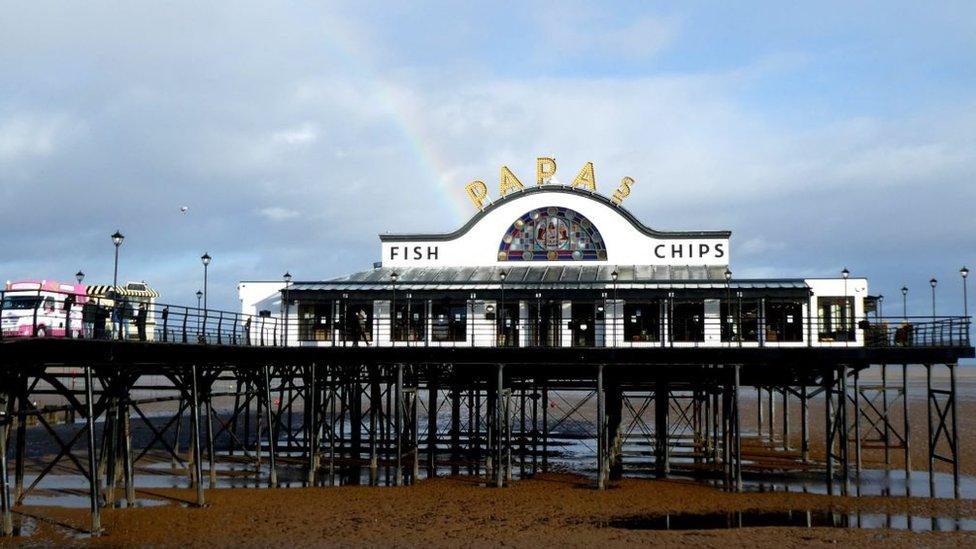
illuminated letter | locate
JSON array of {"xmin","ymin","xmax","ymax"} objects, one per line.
[
  {"xmin": 611, "ymin": 176, "xmax": 635, "ymax": 205},
  {"xmin": 499, "ymin": 166, "xmax": 525, "ymax": 196},
  {"xmin": 465, "ymin": 180, "xmax": 490, "ymax": 210},
  {"xmin": 536, "ymin": 157, "xmax": 557, "ymax": 185},
  {"xmin": 571, "ymin": 161, "xmax": 596, "ymax": 191}
]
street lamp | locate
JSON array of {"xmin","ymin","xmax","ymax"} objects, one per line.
[
  {"xmin": 842, "ymin": 268, "xmax": 850, "ymax": 344},
  {"xmin": 196, "ymin": 290, "xmax": 203, "ymax": 309},
  {"xmin": 200, "ymin": 253, "xmax": 212, "ymax": 310},
  {"xmin": 390, "ymin": 271, "xmax": 399, "ymax": 341},
  {"xmin": 281, "ymin": 271, "xmax": 292, "ymax": 345},
  {"xmin": 75, "ymin": 270, "xmax": 85, "ymax": 284},
  {"xmin": 724, "ymin": 268, "xmax": 732, "ymax": 343},
  {"xmin": 499, "ymin": 270, "xmax": 507, "ymax": 347},
  {"xmin": 961, "ymin": 267, "xmax": 969, "ymax": 319},
  {"xmin": 611, "ymin": 270, "xmax": 619, "ymax": 348},
  {"xmin": 111, "ymin": 230, "xmax": 125, "ymax": 296},
  {"xmin": 878, "ymin": 294, "xmax": 884, "ymax": 320},
  {"xmin": 901, "ymin": 286, "xmax": 908, "ymax": 320},
  {"xmin": 930, "ymin": 278, "xmax": 938, "ymax": 317}
]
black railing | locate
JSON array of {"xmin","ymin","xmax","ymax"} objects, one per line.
[
  {"xmin": 0, "ymin": 288, "xmax": 970, "ymax": 350},
  {"xmin": 0, "ymin": 288, "xmax": 280, "ymax": 346}
]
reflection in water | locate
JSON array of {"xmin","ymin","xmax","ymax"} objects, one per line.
[{"xmin": 605, "ymin": 510, "xmax": 976, "ymax": 532}]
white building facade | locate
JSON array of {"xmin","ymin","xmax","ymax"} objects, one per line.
[{"xmin": 239, "ymin": 185, "xmax": 871, "ymax": 349}]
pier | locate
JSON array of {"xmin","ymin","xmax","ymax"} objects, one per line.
[{"xmin": 0, "ymin": 296, "xmax": 970, "ymax": 536}]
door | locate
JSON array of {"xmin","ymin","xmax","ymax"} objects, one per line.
[
  {"xmin": 496, "ymin": 302, "xmax": 519, "ymax": 347},
  {"xmin": 528, "ymin": 300, "xmax": 562, "ymax": 346}
]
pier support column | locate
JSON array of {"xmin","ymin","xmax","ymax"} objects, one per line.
[
  {"xmin": 607, "ymin": 384, "xmax": 624, "ymax": 481},
  {"xmin": 368, "ymin": 366, "xmax": 379, "ymax": 486},
  {"xmin": 450, "ymin": 384, "xmax": 461, "ymax": 476},
  {"xmin": 13, "ymin": 375, "xmax": 27, "ymax": 505},
  {"xmin": 654, "ymin": 377, "xmax": 670, "ymax": 478},
  {"xmin": 412, "ymin": 386, "xmax": 420, "ymax": 483},
  {"xmin": 853, "ymin": 369, "xmax": 862, "ymax": 496},
  {"xmin": 496, "ymin": 364, "xmax": 504, "ymax": 488},
  {"xmin": 597, "ymin": 364, "xmax": 605, "ymax": 489},
  {"xmin": 731, "ymin": 365, "xmax": 742, "ymax": 492},
  {"xmin": 541, "ymin": 382, "xmax": 549, "ymax": 472},
  {"xmin": 427, "ymin": 368, "xmax": 438, "ymax": 479},
  {"xmin": 782, "ymin": 385, "xmax": 790, "ymax": 451},
  {"xmin": 800, "ymin": 384, "xmax": 809, "ymax": 462},
  {"xmin": 307, "ymin": 363, "xmax": 318, "ymax": 485},
  {"xmin": 263, "ymin": 365, "xmax": 278, "ymax": 488},
  {"xmin": 122, "ymin": 400, "xmax": 135, "ymax": 505},
  {"xmin": 1, "ymin": 390, "xmax": 13, "ymax": 536},
  {"xmin": 395, "ymin": 364, "xmax": 404, "ymax": 487},
  {"xmin": 189, "ymin": 365, "xmax": 205, "ymax": 506},
  {"xmin": 84, "ymin": 367, "xmax": 101, "ymax": 534},
  {"xmin": 903, "ymin": 363, "xmax": 912, "ymax": 497},
  {"xmin": 205, "ymin": 389, "xmax": 216, "ymax": 488}
]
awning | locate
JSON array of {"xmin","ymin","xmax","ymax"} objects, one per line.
[
  {"xmin": 283, "ymin": 266, "xmax": 809, "ymax": 293},
  {"xmin": 86, "ymin": 285, "xmax": 160, "ymax": 298}
]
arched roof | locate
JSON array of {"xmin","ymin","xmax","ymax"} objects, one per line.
[{"xmin": 380, "ymin": 186, "xmax": 730, "ymax": 242}]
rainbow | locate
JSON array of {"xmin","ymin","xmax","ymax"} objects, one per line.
[{"xmin": 322, "ymin": 21, "xmax": 474, "ymax": 223}]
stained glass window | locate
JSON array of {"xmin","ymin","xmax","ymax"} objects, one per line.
[{"xmin": 497, "ymin": 207, "xmax": 607, "ymax": 262}]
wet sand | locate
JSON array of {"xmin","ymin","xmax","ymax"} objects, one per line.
[{"xmin": 11, "ymin": 474, "xmax": 976, "ymax": 547}]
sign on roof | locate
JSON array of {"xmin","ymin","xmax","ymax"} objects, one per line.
[{"xmin": 381, "ymin": 162, "xmax": 731, "ymax": 268}]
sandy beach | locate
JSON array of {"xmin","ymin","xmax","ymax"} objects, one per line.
[
  {"xmin": 5, "ymin": 366, "xmax": 975, "ymax": 547},
  {"xmin": 10, "ymin": 474, "xmax": 976, "ymax": 548}
]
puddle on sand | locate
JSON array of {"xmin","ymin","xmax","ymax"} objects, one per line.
[
  {"xmin": 604, "ymin": 509, "xmax": 976, "ymax": 532},
  {"xmin": 21, "ymin": 492, "xmax": 173, "ymax": 509}
]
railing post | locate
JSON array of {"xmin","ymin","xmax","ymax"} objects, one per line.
[
  {"xmin": 182, "ymin": 308, "xmax": 188, "ymax": 343},
  {"xmin": 232, "ymin": 313, "xmax": 238, "ymax": 345},
  {"xmin": 32, "ymin": 290, "xmax": 39, "ymax": 337}
]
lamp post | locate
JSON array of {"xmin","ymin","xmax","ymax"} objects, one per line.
[
  {"xmin": 842, "ymin": 268, "xmax": 850, "ymax": 344},
  {"xmin": 390, "ymin": 271, "xmax": 399, "ymax": 341},
  {"xmin": 75, "ymin": 270, "xmax": 85, "ymax": 284},
  {"xmin": 201, "ymin": 253, "xmax": 211, "ymax": 310},
  {"xmin": 930, "ymin": 278, "xmax": 938, "ymax": 317},
  {"xmin": 961, "ymin": 267, "xmax": 969, "ymax": 319},
  {"xmin": 111, "ymin": 231, "xmax": 124, "ymax": 295},
  {"xmin": 901, "ymin": 286, "xmax": 908, "ymax": 320},
  {"xmin": 111, "ymin": 231, "xmax": 125, "ymax": 340},
  {"xmin": 196, "ymin": 290, "xmax": 203, "ymax": 339},
  {"xmin": 878, "ymin": 294, "xmax": 884, "ymax": 320},
  {"xmin": 283, "ymin": 271, "xmax": 292, "ymax": 345},
  {"xmin": 499, "ymin": 270, "xmax": 507, "ymax": 346},
  {"xmin": 724, "ymin": 268, "xmax": 732, "ymax": 343},
  {"xmin": 611, "ymin": 270, "xmax": 619, "ymax": 348}
]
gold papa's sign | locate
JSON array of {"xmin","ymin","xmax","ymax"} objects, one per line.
[{"xmin": 463, "ymin": 157, "xmax": 636, "ymax": 210}]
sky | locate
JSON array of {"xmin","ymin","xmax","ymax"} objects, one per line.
[{"xmin": 1, "ymin": 1, "xmax": 974, "ymax": 315}]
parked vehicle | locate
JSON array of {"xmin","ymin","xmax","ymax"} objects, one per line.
[{"xmin": 1, "ymin": 280, "xmax": 86, "ymax": 338}]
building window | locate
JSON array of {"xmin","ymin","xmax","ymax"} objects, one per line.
[
  {"xmin": 298, "ymin": 302, "xmax": 333, "ymax": 341},
  {"xmin": 393, "ymin": 299, "xmax": 426, "ymax": 342},
  {"xmin": 624, "ymin": 301, "xmax": 660, "ymax": 342},
  {"xmin": 818, "ymin": 297, "xmax": 854, "ymax": 342},
  {"xmin": 497, "ymin": 206, "xmax": 608, "ymax": 261},
  {"xmin": 721, "ymin": 299, "xmax": 759, "ymax": 342},
  {"xmin": 432, "ymin": 300, "xmax": 466, "ymax": 342},
  {"xmin": 765, "ymin": 299, "xmax": 804, "ymax": 342},
  {"xmin": 672, "ymin": 300, "xmax": 704, "ymax": 342}
]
